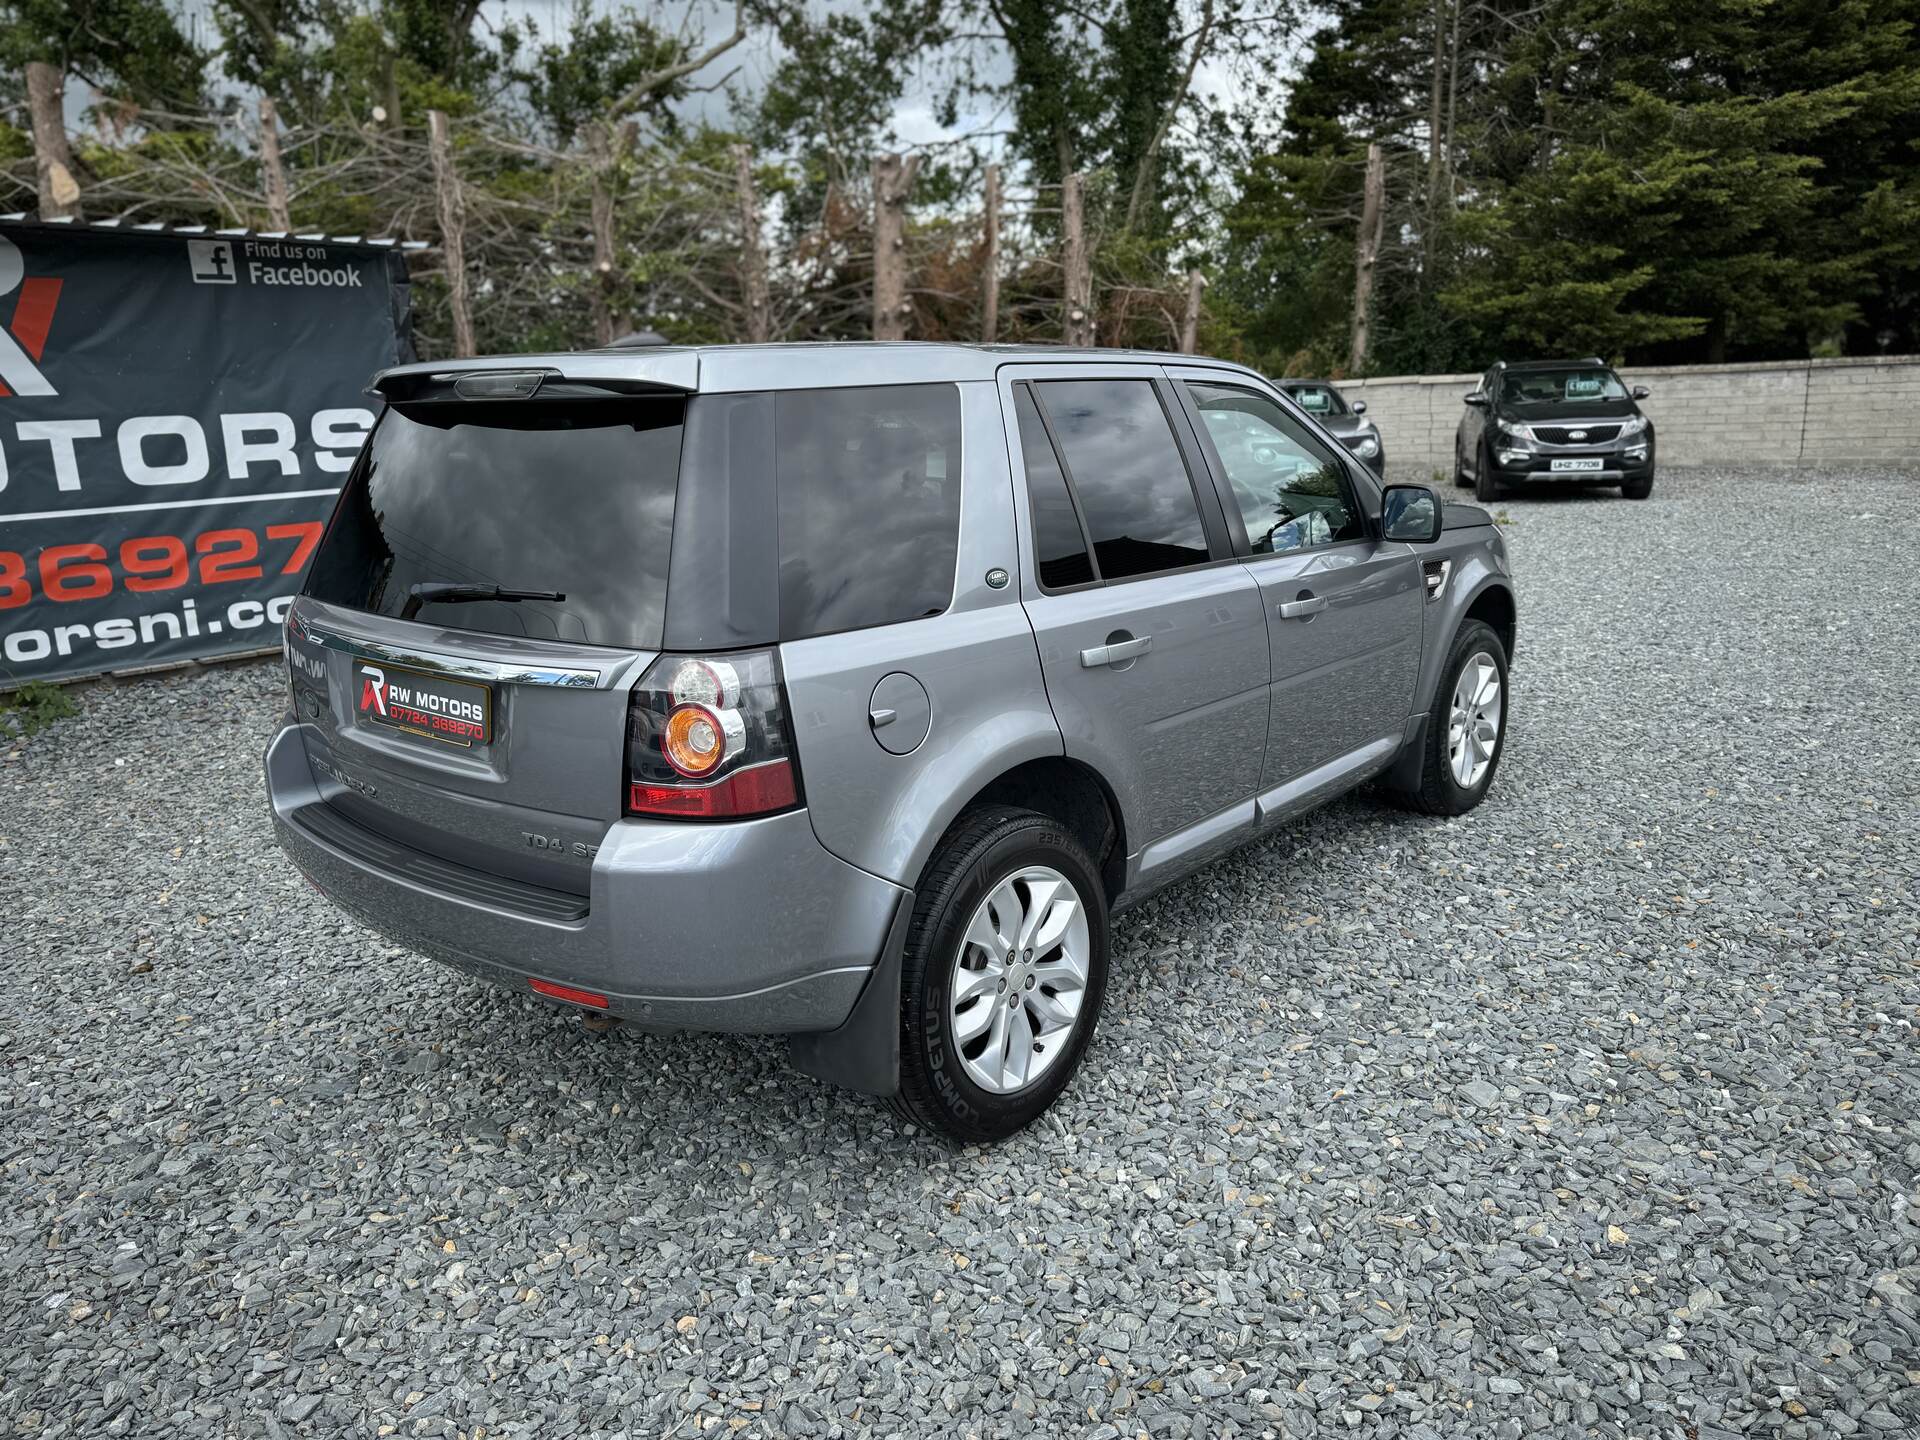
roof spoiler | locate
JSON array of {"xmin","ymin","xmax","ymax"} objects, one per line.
[{"xmin": 367, "ymin": 350, "xmax": 700, "ymax": 402}]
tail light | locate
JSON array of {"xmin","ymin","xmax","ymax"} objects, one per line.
[{"xmin": 624, "ymin": 649, "xmax": 802, "ymax": 819}]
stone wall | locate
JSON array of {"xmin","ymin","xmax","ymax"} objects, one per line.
[{"xmin": 1337, "ymin": 356, "xmax": 1920, "ymax": 473}]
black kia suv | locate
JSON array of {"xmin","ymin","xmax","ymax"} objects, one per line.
[{"xmin": 1455, "ymin": 358, "xmax": 1655, "ymax": 501}]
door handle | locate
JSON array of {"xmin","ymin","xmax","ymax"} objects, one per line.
[
  {"xmin": 1277, "ymin": 593, "xmax": 1328, "ymax": 620},
  {"xmin": 1080, "ymin": 635, "xmax": 1153, "ymax": 668}
]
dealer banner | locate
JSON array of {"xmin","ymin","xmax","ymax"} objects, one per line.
[{"xmin": 0, "ymin": 221, "xmax": 414, "ymax": 684}]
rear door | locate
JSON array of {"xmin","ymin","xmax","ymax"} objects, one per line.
[
  {"xmin": 286, "ymin": 381, "xmax": 684, "ymax": 895},
  {"xmin": 1000, "ymin": 364, "xmax": 1269, "ymax": 878},
  {"xmin": 1168, "ymin": 370, "xmax": 1422, "ymax": 802}
]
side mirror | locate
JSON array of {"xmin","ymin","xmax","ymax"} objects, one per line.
[
  {"xmin": 1631, "ymin": 385, "xmax": 1650, "ymax": 400},
  {"xmin": 1464, "ymin": 391, "xmax": 1489, "ymax": 408},
  {"xmin": 1382, "ymin": 484, "xmax": 1443, "ymax": 544},
  {"xmin": 1351, "ymin": 399, "xmax": 1368, "ymax": 415}
]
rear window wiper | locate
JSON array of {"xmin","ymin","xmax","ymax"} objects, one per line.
[{"xmin": 402, "ymin": 582, "xmax": 566, "ymax": 620}]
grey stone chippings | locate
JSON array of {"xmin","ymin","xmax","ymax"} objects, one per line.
[{"xmin": 2, "ymin": 466, "xmax": 1917, "ymax": 1439}]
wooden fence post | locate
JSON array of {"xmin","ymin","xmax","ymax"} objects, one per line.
[
  {"xmin": 734, "ymin": 144, "xmax": 772, "ymax": 344},
  {"xmin": 427, "ymin": 110, "xmax": 476, "ymax": 358},
  {"xmin": 872, "ymin": 152, "xmax": 921, "ymax": 341},
  {"xmin": 259, "ymin": 96, "xmax": 292, "ymax": 232},
  {"xmin": 1179, "ymin": 269, "xmax": 1206, "ymax": 354},
  {"xmin": 1349, "ymin": 142, "xmax": 1385, "ymax": 375},
  {"xmin": 981, "ymin": 163, "xmax": 1002, "ymax": 344},
  {"xmin": 1062, "ymin": 172, "xmax": 1094, "ymax": 346},
  {"xmin": 26, "ymin": 62, "xmax": 81, "ymax": 220}
]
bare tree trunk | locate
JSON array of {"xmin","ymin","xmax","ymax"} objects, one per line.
[
  {"xmin": 1062, "ymin": 172, "xmax": 1095, "ymax": 347},
  {"xmin": 428, "ymin": 110, "xmax": 475, "ymax": 358},
  {"xmin": 1349, "ymin": 142, "xmax": 1385, "ymax": 375},
  {"xmin": 871, "ymin": 152, "xmax": 920, "ymax": 341},
  {"xmin": 1179, "ymin": 269, "xmax": 1206, "ymax": 354},
  {"xmin": 379, "ymin": 50, "xmax": 401, "ymax": 127},
  {"xmin": 1427, "ymin": 0, "xmax": 1447, "ymax": 216},
  {"xmin": 26, "ymin": 62, "xmax": 81, "ymax": 220},
  {"xmin": 980, "ymin": 163, "xmax": 1002, "ymax": 344},
  {"xmin": 1123, "ymin": 0, "xmax": 1215, "ymax": 235},
  {"xmin": 258, "ymin": 96, "xmax": 292, "ymax": 232},
  {"xmin": 733, "ymin": 143, "xmax": 771, "ymax": 344},
  {"xmin": 586, "ymin": 122, "xmax": 620, "ymax": 346},
  {"xmin": 1445, "ymin": 0, "xmax": 1462, "ymax": 207}
]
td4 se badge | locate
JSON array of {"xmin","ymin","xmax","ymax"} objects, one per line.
[{"xmin": 355, "ymin": 662, "xmax": 491, "ymax": 747}]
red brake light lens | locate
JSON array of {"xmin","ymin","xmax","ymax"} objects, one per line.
[{"xmin": 625, "ymin": 649, "xmax": 801, "ymax": 820}]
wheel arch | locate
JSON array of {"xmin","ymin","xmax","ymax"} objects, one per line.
[
  {"xmin": 1381, "ymin": 570, "xmax": 1516, "ymax": 798},
  {"xmin": 952, "ymin": 755, "xmax": 1127, "ymax": 907},
  {"xmin": 1462, "ymin": 580, "xmax": 1516, "ymax": 666},
  {"xmin": 786, "ymin": 751, "xmax": 1126, "ymax": 1100}
]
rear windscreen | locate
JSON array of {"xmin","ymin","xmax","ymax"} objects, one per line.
[{"xmin": 304, "ymin": 398, "xmax": 682, "ymax": 650}]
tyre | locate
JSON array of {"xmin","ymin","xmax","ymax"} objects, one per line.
[
  {"xmin": 1400, "ymin": 620, "xmax": 1509, "ymax": 817},
  {"xmin": 1621, "ymin": 470, "xmax": 1654, "ymax": 500},
  {"xmin": 893, "ymin": 805, "xmax": 1108, "ymax": 1144},
  {"xmin": 1473, "ymin": 443, "xmax": 1502, "ymax": 503}
]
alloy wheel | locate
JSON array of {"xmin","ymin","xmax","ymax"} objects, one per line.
[
  {"xmin": 948, "ymin": 866, "xmax": 1091, "ymax": 1095},
  {"xmin": 1448, "ymin": 651, "xmax": 1503, "ymax": 789}
]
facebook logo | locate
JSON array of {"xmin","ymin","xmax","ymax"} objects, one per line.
[{"xmin": 187, "ymin": 240, "xmax": 237, "ymax": 284}]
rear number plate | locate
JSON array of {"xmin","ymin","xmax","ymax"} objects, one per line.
[
  {"xmin": 354, "ymin": 662, "xmax": 491, "ymax": 747},
  {"xmin": 1550, "ymin": 457, "xmax": 1605, "ymax": 473}
]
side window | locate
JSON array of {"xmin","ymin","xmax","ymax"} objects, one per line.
[
  {"xmin": 1032, "ymin": 378, "xmax": 1211, "ymax": 581},
  {"xmin": 1012, "ymin": 385, "xmax": 1095, "ymax": 589},
  {"xmin": 1184, "ymin": 382, "xmax": 1365, "ymax": 556},
  {"xmin": 775, "ymin": 383, "xmax": 961, "ymax": 640}
]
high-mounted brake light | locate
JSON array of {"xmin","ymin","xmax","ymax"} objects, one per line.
[
  {"xmin": 625, "ymin": 649, "xmax": 802, "ymax": 820},
  {"xmin": 450, "ymin": 369, "xmax": 552, "ymax": 400}
]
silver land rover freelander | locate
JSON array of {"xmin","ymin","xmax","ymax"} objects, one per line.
[{"xmin": 267, "ymin": 343, "xmax": 1517, "ymax": 1142}]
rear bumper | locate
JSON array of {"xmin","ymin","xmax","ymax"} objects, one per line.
[{"xmin": 266, "ymin": 724, "xmax": 906, "ymax": 1032}]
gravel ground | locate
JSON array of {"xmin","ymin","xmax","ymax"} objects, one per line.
[{"xmin": 3, "ymin": 465, "xmax": 1917, "ymax": 1440}]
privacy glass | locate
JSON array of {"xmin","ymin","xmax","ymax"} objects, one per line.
[
  {"xmin": 1186, "ymin": 383, "xmax": 1364, "ymax": 555},
  {"xmin": 304, "ymin": 398, "xmax": 682, "ymax": 649},
  {"xmin": 775, "ymin": 384, "xmax": 962, "ymax": 639},
  {"xmin": 1013, "ymin": 384, "xmax": 1095, "ymax": 589},
  {"xmin": 1033, "ymin": 379, "xmax": 1209, "ymax": 580}
]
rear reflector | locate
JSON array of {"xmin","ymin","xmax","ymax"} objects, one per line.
[
  {"xmin": 529, "ymin": 977, "xmax": 610, "ymax": 1009},
  {"xmin": 627, "ymin": 758, "xmax": 798, "ymax": 819}
]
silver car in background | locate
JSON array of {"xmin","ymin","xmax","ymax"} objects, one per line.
[
  {"xmin": 1277, "ymin": 378, "xmax": 1387, "ymax": 476},
  {"xmin": 267, "ymin": 344, "xmax": 1516, "ymax": 1142}
]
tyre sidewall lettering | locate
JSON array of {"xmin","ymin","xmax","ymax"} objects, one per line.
[{"xmin": 905, "ymin": 819, "xmax": 1108, "ymax": 1141}]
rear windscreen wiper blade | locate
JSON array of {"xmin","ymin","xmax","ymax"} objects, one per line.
[{"xmin": 402, "ymin": 582, "xmax": 565, "ymax": 619}]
